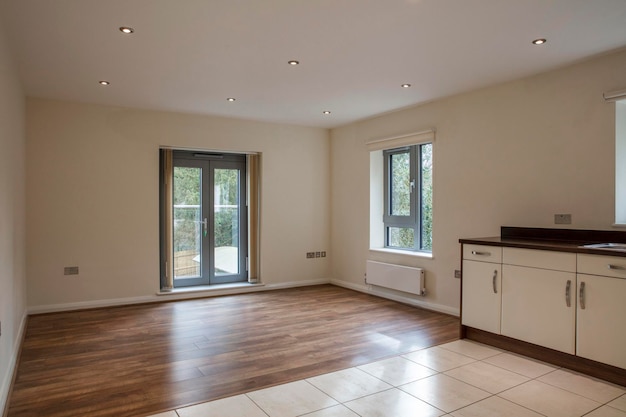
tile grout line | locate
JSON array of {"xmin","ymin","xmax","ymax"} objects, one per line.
[{"xmin": 243, "ymin": 391, "xmax": 271, "ymax": 417}]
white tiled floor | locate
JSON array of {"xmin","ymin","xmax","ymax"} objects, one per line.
[{"xmin": 148, "ymin": 340, "xmax": 626, "ymax": 417}]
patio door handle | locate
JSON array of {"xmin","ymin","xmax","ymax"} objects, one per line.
[{"xmin": 202, "ymin": 218, "xmax": 208, "ymax": 237}]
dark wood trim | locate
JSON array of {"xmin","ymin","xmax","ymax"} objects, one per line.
[
  {"xmin": 459, "ymin": 227, "xmax": 626, "ymax": 257},
  {"xmin": 464, "ymin": 326, "xmax": 626, "ymax": 387},
  {"xmin": 500, "ymin": 226, "xmax": 626, "ymax": 244}
]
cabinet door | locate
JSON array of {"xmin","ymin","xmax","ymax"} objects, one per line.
[
  {"xmin": 502, "ymin": 265, "xmax": 575, "ymax": 354},
  {"xmin": 462, "ymin": 260, "xmax": 501, "ymax": 334},
  {"xmin": 577, "ymin": 274, "xmax": 626, "ymax": 369}
]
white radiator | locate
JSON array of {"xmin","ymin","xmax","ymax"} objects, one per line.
[{"xmin": 365, "ymin": 260, "xmax": 426, "ymax": 296}]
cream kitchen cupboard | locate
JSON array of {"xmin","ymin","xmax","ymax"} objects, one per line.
[
  {"xmin": 501, "ymin": 248, "xmax": 577, "ymax": 354},
  {"xmin": 460, "ymin": 228, "xmax": 626, "ymax": 386},
  {"xmin": 461, "ymin": 245, "xmax": 502, "ymax": 334},
  {"xmin": 576, "ymin": 254, "xmax": 626, "ymax": 369}
]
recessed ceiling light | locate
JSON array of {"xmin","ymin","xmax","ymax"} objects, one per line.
[
  {"xmin": 99, "ymin": 80, "xmax": 110, "ymax": 86},
  {"xmin": 119, "ymin": 26, "xmax": 134, "ymax": 34},
  {"xmin": 532, "ymin": 38, "xmax": 547, "ymax": 45},
  {"xmin": 322, "ymin": 110, "xmax": 331, "ymax": 115},
  {"xmin": 227, "ymin": 97, "xmax": 236, "ymax": 102},
  {"xmin": 288, "ymin": 60, "xmax": 300, "ymax": 66},
  {"xmin": 401, "ymin": 83, "xmax": 412, "ymax": 88}
]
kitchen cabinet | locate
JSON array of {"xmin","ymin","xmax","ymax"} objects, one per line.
[
  {"xmin": 576, "ymin": 254, "xmax": 626, "ymax": 369},
  {"xmin": 460, "ymin": 227, "xmax": 626, "ymax": 386},
  {"xmin": 461, "ymin": 245, "xmax": 502, "ymax": 334},
  {"xmin": 501, "ymin": 248, "xmax": 577, "ymax": 354}
]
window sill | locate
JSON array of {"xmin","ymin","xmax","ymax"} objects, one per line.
[
  {"xmin": 157, "ymin": 282, "xmax": 264, "ymax": 296},
  {"xmin": 369, "ymin": 247, "xmax": 433, "ymax": 259}
]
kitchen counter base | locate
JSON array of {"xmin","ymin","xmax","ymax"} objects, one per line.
[{"xmin": 463, "ymin": 326, "xmax": 626, "ymax": 387}]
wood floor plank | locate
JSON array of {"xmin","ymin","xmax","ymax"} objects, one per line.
[{"xmin": 6, "ymin": 285, "xmax": 459, "ymax": 417}]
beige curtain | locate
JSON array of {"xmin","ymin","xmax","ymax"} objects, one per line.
[
  {"xmin": 247, "ymin": 154, "xmax": 260, "ymax": 283},
  {"xmin": 163, "ymin": 149, "xmax": 174, "ymax": 290}
]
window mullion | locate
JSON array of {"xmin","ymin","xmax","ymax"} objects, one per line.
[{"xmin": 410, "ymin": 145, "xmax": 419, "ymax": 250}]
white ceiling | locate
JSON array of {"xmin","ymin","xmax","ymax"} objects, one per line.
[{"xmin": 2, "ymin": 0, "xmax": 626, "ymax": 129}]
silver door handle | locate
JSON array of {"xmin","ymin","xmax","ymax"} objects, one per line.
[
  {"xmin": 607, "ymin": 264, "xmax": 626, "ymax": 270},
  {"xmin": 565, "ymin": 280, "xmax": 571, "ymax": 307},
  {"xmin": 202, "ymin": 218, "xmax": 208, "ymax": 237},
  {"xmin": 472, "ymin": 250, "xmax": 491, "ymax": 256},
  {"xmin": 492, "ymin": 270, "xmax": 498, "ymax": 294},
  {"xmin": 579, "ymin": 281, "xmax": 586, "ymax": 310}
]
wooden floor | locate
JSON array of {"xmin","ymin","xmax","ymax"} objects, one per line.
[{"xmin": 6, "ymin": 285, "xmax": 459, "ymax": 417}]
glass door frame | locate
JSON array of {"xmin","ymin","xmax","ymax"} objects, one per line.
[{"xmin": 163, "ymin": 151, "xmax": 248, "ymax": 288}]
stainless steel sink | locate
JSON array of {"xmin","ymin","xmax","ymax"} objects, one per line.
[{"xmin": 580, "ymin": 243, "xmax": 626, "ymax": 251}]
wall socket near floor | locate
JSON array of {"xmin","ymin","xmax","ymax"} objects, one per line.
[
  {"xmin": 554, "ymin": 214, "xmax": 572, "ymax": 224},
  {"xmin": 306, "ymin": 251, "xmax": 327, "ymax": 259}
]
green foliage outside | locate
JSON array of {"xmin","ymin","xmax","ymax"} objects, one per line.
[
  {"xmin": 173, "ymin": 167, "xmax": 200, "ymax": 252},
  {"xmin": 172, "ymin": 167, "xmax": 239, "ymax": 253},
  {"xmin": 214, "ymin": 169, "xmax": 239, "ymax": 249},
  {"xmin": 389, "ymin": 144, "xmax": 433, "ymax": 251},
  {"xmin": 421, "ymin": 144, "xmax": 433, "ymax": 251}
]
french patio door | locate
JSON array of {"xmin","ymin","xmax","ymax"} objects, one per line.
[{"xmin": 172, "ymin": 152, "xmax": 247, "ymax": 287}]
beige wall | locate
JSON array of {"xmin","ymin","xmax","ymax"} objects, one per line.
[
  {"xmin": 16, "ymin": 28, "xmax": 626, "ymax": 337},
  {"xmin": 26, "ymin": 99, "xmax": 330, "ymax": 309},
  {"xmin": 330, "ymin": 49, "xmax": 626, "ymax": 314},
  {"xmin": 0, "ymin": 20, "xmax": 26, "ymax": 412}
]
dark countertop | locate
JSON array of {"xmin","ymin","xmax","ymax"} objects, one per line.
[{"xmin": 459, "ymin": 227, "xmax": 626, "ymax": 257}]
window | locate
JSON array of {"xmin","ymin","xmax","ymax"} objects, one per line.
[
  {"xmin": 368, "ymin": 129, "xmax": 435, "ymax": 255},
  {"xmin": 383, "ymin": 143, "xmax": 432, "ymax": 251}
]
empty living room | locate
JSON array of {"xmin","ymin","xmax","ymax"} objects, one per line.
[{"xmin": 2, "ymin": 1, "xmax": 626, "ymax": 416}]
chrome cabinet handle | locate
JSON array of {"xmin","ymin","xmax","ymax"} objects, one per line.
[
  {"xmin": 471, "ymin": 250, "xmax": 491, "ymax": 256},
  {"xmin": 607, "ymin": 264, "xmax": 626, "ymax": 270},
  {"xmin": 492, "ymin": 270, "xmax": 498, "ymax": 294},
  {"xmin": 579, "ymin": 282, "xmax": 586, "ymax": 310},
  {"xmin": 565, "ymin": 280, "xmax": 571, "ymax": 307}
]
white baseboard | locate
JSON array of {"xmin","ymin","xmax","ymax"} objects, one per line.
[
  {"xmin": 28, "ymin": 295, "xmax": 158, "ymax": 315},
  {"xmin": 262, "ymin": 278, "xmax": 331, "ymax": 290},
  {"xmin": 1, "ymin": 311, "xmax": 27, "ymax": 415},
  {"xmin": 331, "ymin": 278, "xmax": 460, "ymax": 316},
  {"xmin": 26, "ymin": 276, "xmax": 454, "ymax": 317},
  {"xmin": 27, "ymin": 278, "xmax": 333, "ymax": 315}
]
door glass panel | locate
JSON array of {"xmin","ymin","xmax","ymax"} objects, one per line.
[
  {"xmin": 173, "ymin": 167, "xmax": 202, "ymax": 279},
  {"xmin": 214, "ymin": 168, "xmax": 240, "ymax": 276},
  {"xmin": 390, "ymin": 152, "xmax": 410, "ymax": 216}
]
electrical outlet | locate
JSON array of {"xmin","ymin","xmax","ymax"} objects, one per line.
[
  {"xmin": 306, "ymin": 252, "xmax": 315, "ymax": 259},
  {"xmin": 315, "ymin": 252, "xmax": 321, "ymax": 258},
  {"xmin": 321, "ymin": 251, "xmax": 326, "ymax": 257},
  {"xmin": 64, "ymin": 266, "xmax": 79, "ymax": 275},
  {"xmin": 554, "ymin": 214, "xmax": 572, "ymax": 224},
  {"xmin": 454, "ymin": 270, "xmax": 462, "ymax": 279}
]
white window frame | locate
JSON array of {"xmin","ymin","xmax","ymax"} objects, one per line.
[
  {"xmin": 369, "ymin": 130, "xmax": 434, "ymax": 255},
  {"xmin": 614, "ymin": 99, "xmax": 626, "ymax": 225}
]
